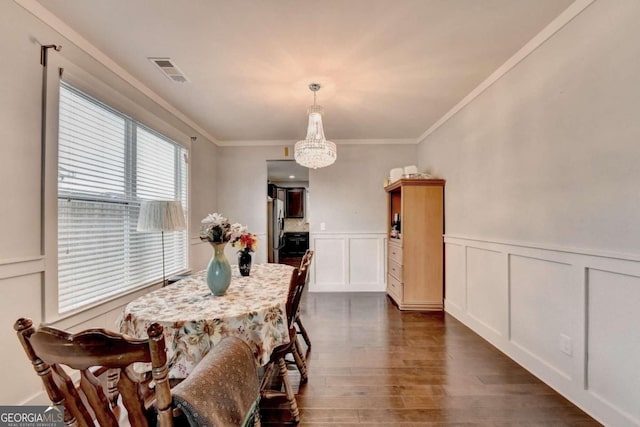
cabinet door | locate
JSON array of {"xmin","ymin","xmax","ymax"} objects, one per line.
[
  {"xmin": 286, "ymin": 188, "xmax": 305, "ymax": 218},
  {"xmin": 276, "ymin": 188, "xmax": 286, "ymax": 202}
]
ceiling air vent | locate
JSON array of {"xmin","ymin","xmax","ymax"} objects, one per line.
[{"xmin": 148, "ymin": 57, "xmax": 190, "ymax": 83}]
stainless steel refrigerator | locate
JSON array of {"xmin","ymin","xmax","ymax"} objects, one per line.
[{"xmin": 267, "ymin": 198, "xmax": 285, "ymax": 263}]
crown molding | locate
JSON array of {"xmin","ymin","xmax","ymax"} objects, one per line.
[
  {"xmin": 16, "ymin": 0, "xmax": 592, "ymax": 149},
  {"xmin": 416, "ymin": 0, "xmax": 596, "ymax": 145},
  {"xmin": 216, "ymin": 139, "xmax": 294, "ymax": 147},
  {"xmin": 216, "ymin": 138, "xmax": 417, "ymax": 147},
  {"xmin": 14, "ymin": 0, "xmax": 219, "ymax": 146},
  {"xmin": 333, "ymin": 138, "xmax": 417, "ymax": 145}
]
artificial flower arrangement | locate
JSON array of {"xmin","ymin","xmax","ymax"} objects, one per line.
[
  {"xmin": 200, "ymin": 213, "xmax": 257, "ymax": 251},
  {"xmin": 231, "ymin": 227, "xmax": 258, "ymax": 277},
  {"xmin": 232, "ymin": 231, "xmax": 259, "ymax": 253},
  {"xmin": 200, "ymin": 213, "xmax": 245, "ymax": 243}
]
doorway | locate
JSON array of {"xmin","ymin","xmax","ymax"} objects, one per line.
[{"xmin": 267, "ymin": 160, "xmax": 309, "ymax": 267}]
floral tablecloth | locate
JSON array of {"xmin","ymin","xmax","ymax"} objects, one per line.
[{"xmin": 118, "ymin": 263, "xmax": 294, "ymax": 378}]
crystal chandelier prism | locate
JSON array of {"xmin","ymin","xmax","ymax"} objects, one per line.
[{"xmin": 294, "ymin": 83, "xmax": 337, "ymax": 169}]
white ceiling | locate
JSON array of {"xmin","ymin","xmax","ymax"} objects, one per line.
[{"xmin": 35, "ymin": 0, "xmax": 574, "ymax": 143}]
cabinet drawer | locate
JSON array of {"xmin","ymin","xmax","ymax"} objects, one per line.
[
  {"xmin": 387, "ymin": 274, "xmax": 402, "ymax": 298},
  {"xmin": 388, "ymin": 242, "xmax": 403, "ymax": 264},
  {"xmin": 388, "ymin": 259, "xmax": 403, "ymax": 281}
]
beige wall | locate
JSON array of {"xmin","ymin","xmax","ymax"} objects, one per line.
[
  {"xmin": 6, "ymin": 0, "xmax": 638, "ymax": 423},
  {"xmin": 418, "ymin": 1, "xmax": 640, "ymax": 253},
  {"xmin": 216, "ymin": 143, "xmax": 417, "ymax": 233},
  {"xmin": 0, "ymin": 1, "xmax": 218, "ymax": 405},
  {"xmin": 216, "ymin": 143, "xmax": 417, "ymax": 293},
  {"xmin": 417, "ymin": 1, "xmax": 640, "ymax": 425},
  {"xmin": 309, "ymin": 144, "xmax": 418, "ymax": 233}
]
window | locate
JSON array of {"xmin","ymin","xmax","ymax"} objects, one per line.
[{"xmin": 57, "ymin": 82, "xmax": 187, "ymax": 314}]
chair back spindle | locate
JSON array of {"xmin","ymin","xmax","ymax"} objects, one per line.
[{"xmin": 14, "ymin": 318, "xmax": 174, "ymax": 427}]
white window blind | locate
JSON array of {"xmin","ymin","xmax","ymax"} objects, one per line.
[{"xmin": 57, "ymin": 82, "xmax": 187, "ymax": 314}]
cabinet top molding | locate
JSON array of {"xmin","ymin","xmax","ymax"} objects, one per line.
[{"xmin": 384, "ymin": 178, "xmax": 446, "ymax": 192}]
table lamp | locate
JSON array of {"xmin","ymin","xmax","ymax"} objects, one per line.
[{"xmin": 137, "ymin": 200, "xmax": 186, "ymax": 287}]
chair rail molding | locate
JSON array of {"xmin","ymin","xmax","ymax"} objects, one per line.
[
  {"xmin": 0, "ymin": 255, "xmax": 45, "ymax": 281},
  {"xmin": 444, "ymin": 234, "xmax": 640, "ymax": 427}
]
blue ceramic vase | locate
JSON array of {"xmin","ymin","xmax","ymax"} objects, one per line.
[{"xmin": 206, "ymin": 242, "xmax": 231, "ymax": 296}]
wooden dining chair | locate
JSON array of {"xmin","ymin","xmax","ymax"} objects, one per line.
[
  {"xmin": 14, "ymin": 318, "xmax": 179, "ymax": 427},
  {"xmin": 284, "ymin": 249, "xmax": 313, "ymax": 378},
  {"xmin": 260, "ymin": 264, "xmax": 309, "ymax": 423},
  {"xmin": 295, "ymin": 250, "xmax": 314, "ymax": 350},
  {"xmin": 287, "ymin": 260, "xmax": 310, "ymax": 382}
]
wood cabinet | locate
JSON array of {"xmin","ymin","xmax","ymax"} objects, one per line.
[
  {"xmin": 385, "ymin": 179, "xmax": 445, "ymax": 311},
  {"xmin": 285, "ymin": 188, "xmax": 305, "ymax": 218}
]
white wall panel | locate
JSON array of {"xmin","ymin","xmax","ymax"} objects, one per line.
[
  {"xmin": 466, "ymin": 247, "xmax": 507, "ymax": 336},
  {"xmin": 313, "ymin": 237, "xmax": 345, "ymax": 288},
  {"xmin": 444, "ymin": 235, "xmax": 640, "ymax": 427},
  {"xmin": 348, "ymin": 237, "xmax": 381, "ymax": 288},
  {"xmin": 444, "ymin": 243, "xmax": 466, "ymax": 312},
  {"xmin": 510, "ymin": 255, "xmax": 578, "ymax": 379},
  {"xmin": 1, "ymin": 274, "xmax": 43, "ymax": 405},
  {"xmin": 310, "ymin": 233, "xmax": 386, "ymax": 292},
  {"xmin": 587, "ymin": 269, "xmax": 640, "ymax": 424}
]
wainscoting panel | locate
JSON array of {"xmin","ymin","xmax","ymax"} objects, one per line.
[
  {"xmin": 444, "ymin": 243, "xmax": 466, "ymax": 312},
  {"xmin": 313, "ymin": 236, "xmax": 345, "ymax": 289},
  {"xmin": 466, "ymin": 246, "xmax": 507, "ymax": 336},
  {"xmin": 348, "ymin": 237, "xmax": 383, "ymax": 288},
  {"xmin": 444, "ymin": 235, "xmax": 640, "ymax": 427},
  {"xmin": 509, "ymin": 255, "xmax": 577, "ymax": 380},
  {"xmin": 311, "ymin": 232, "xmax": 386, "ymax": 292},
  {"xmin": 586, "ymin": 268, "xmax": 640, "ymax": 423},
  {"xmin": 1, "ymin": 272, "xmax": 45, "ymax": 405}
]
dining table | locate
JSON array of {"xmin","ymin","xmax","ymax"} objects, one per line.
[{"xmin": 118, "ymin": 262, "xmax": 294, "ymax": 379}]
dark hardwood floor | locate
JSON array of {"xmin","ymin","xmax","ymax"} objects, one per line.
[{"xmin": 261, "ymin": 292, "xmax": 601, "ymax": 426}]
